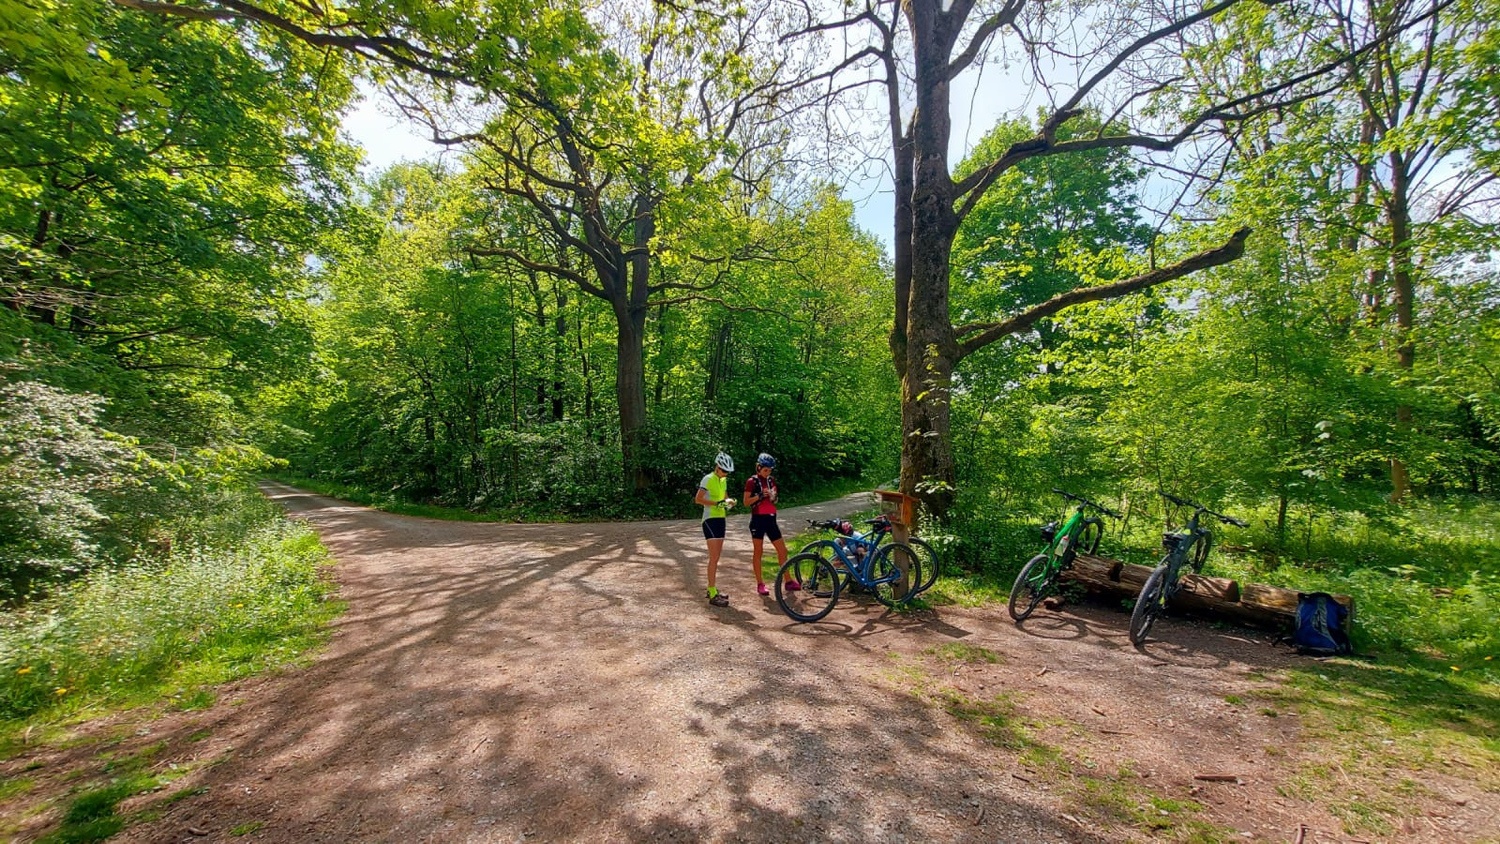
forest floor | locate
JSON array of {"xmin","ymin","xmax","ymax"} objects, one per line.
[{"xmin": 3, "ymin": 483, "xmax": 1494, "ymax": 843}]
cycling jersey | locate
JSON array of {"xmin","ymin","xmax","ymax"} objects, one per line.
[
  {"xmin": 699, "ymin": 472, "xmax": 728, "ymax": 521},
  {"xmin": 746, "ymin": 475, "xmax": 777, "ymax": 516}
]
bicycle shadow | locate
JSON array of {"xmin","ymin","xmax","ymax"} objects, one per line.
[
  {"xmin": 770, "ymin": 596, "xmax": 976, "ymax": 641},
  {"xmin": 1008, "ymin": 603, "xmax": 1282, "ymax": 671}
]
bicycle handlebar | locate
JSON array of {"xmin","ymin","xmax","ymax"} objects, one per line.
[
  {"xmin": 810, "ymin": 518, "xmax": 888, "ymax": 539},
  {"xmin": 1160, "ymin": 492, "xmax": 1247, "ymax": 527},
  {"xmin": 1051, "ymin": 488, "xmax": 1121, "ymax": 519}
]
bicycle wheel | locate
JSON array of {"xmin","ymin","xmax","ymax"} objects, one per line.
[
  {"xmin": 907, "ymin": 536, "xmax": 940, "ymax": 594},
  {"xmin": 1129, "ymin": 562, "xmax": 1171, "ymax": 646},
  {"xmin": 870, "ymin": 542, "xmax": 922, "ymax": 608},
  {"xmin": 801, "ymin": 539, "xmax": 852, "ymax": 591},
  {"xmin": 776, "ymin": 553, "xmax": 841, "ymax": 622},
  {"xmin": 1079, "ymin": 519, "xmax": 1103, "ymax": 556},
  {"xmin": 1008, "ymin": 553, "xmax": 1055, "ymax": 622},
  {"xmin": 1191, "ymin": 530, "xmax": 1213, "ymax": 573}
]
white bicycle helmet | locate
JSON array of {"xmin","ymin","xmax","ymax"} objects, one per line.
[{"xmin": 715, "ymin": 452, "xmax": 734, "ymax": 473}]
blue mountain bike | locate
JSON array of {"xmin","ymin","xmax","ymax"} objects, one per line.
[{"xmin": 775, "ymin": 521, "xmax": 923, "ymax": 623}]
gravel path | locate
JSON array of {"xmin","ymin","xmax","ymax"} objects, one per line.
[{"xmin": 69, "ymin": 483, "xmax": 1493, "ymax": 843}]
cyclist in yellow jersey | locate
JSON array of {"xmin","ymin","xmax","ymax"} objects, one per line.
[{"xmin": 694, "ymin": 452, "xmax": 736, "ymax": 606}]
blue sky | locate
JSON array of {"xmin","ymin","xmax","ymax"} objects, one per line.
[{"xmin": 339, "ymin": 69, "xmax": 1029, "ymax": 254}]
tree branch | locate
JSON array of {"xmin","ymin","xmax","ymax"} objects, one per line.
[
  {"xmin": 110, "ymin": 0, "xmax": 469, "ymax": 81},
  {"xmin": 954, "ymin": 227, "xmax": 1252, "ymax": 360},
  {"xmin": 946, "ymin": 0, "xmax": 1024, "ymax": 81},
  {"xmin": 468, "ymin": 247, "xmax": 606, "ymax": 299}
]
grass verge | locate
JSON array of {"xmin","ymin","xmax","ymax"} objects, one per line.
[
  {"xmin": 1252, "ymin": 656, "xmax": 1500, "ymax": 836},
  {"xmin": 0, "ymin": 487, "xmax": 341, "ymax": 840},
  {"xmin": 275, "ymin": 471, "xmax": 878, "ymax": 525}
]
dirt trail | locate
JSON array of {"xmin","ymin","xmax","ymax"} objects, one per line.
[{"xmin": 14, "ymin": 483, "xmax": 1492, "ymax": 843}]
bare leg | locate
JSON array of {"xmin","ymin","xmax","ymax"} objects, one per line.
[
  {"xmin": 772, "ymin": 537, "xmax": 791, "ymax": 583},
  {"xmin": 751, "ymin": 536, "xmax": 766, "ymax": 586},
  {"xmin": 706, "ymin": 538, "xmax": 725, "ymax": 593}
]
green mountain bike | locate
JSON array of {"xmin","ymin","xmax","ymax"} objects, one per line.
[{"xmin": 1009, "ymin": 489, "xmax": 1120, "ymax": 622}]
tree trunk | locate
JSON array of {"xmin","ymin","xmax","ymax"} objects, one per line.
[
  {"xmin": 896, "ymin": 0, "xmax": 962, "ymax": 522},
  {"xmin": 900, "ymin": 232, "xmax": 960, "ymax": 521},
  {"xmin": 1387, "ymin": 151, "xmax": 1415, "ymax": 503},
  {"xmin": 706, "ymin": 322, "xmax": 730, "ymax": 401},
  {"xmin": 576, "ymin": 295, "xmax": 594, "ymax": 422},
  {"xmin": 552, "ymin": 283, "xmax": 567, "ymax": 422},
  {"xmin": 614, "ymin": 190, "xmax": 656, "ymax": 493},
  {"xmin": 889, "ymin": 134, "xmax": 915, "ymax": 381},
  {"xmin": 613, "ymin": 299, "xmax": 649, "ymax": 492},
  {"xmin": 1276, "ymin": 492, "xmax": 1290, "ymax": 545}
]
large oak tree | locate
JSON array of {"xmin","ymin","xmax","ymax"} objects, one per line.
[{"xmin": 789, "ymin": 0, "xmax": 1449, "ymax": 519}]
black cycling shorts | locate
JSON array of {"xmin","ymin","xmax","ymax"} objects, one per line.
[
  {"xmin": 749, "ymin": 513, "xmax": 782, "ymax": 541},
  {"xmin": 702, "ymin": 517, "xmax": 726, "ymax": 540}
]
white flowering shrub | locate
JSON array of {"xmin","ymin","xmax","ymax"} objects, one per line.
[
  {"xmin": 0, "ymin": 491, "xmax": 335, "ymax": 720},
  {"xmin": 0, "ymin": 381, "xmax": 157, "ymax": 598}
]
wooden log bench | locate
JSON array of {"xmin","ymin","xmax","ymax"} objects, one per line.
[{"xmin": 1059, "ymin": 553, "xmax": 1353, "ymax": 631}]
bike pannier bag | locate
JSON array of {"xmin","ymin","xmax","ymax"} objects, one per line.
[{"xmin": 1292, "ymin": 592, "xmax": 1353, "ymax": 656}]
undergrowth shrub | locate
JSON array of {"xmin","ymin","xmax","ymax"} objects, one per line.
[
  {"xmin": 0, "ymin": 489, "xmax": 337, "ymax": 723},
  {"xmin": 0, "ymin": 381, "xmax": 159, "ymax": 600}
]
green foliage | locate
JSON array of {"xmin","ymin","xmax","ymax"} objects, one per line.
[
  {"xmin": 953, "ymin": 111, "xmax": 1153, "ymax": 323},
  {"xmin": 0, "ymin": 488, "xmax": 338, "ymax": 724},
  {"xmin": 1205, "ymin": 497, "xmax": 1500, "ymax": 666},
  {"xmin": 0, "ymin": 380, "xmax": 156, "ymax": 597},
  {"xmin": 939, "ymin": 492, "xmax": 1500, "ymax": 671},
  {"xmin": 1, "ymin": 1, "xmax": 358, "ymax": 403},
  {"xmin": 271, "ymin": 169, "xmax": 897, "ymax": 517}
]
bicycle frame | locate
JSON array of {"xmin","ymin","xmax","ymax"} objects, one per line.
[
  {"xmin": 1156, "ymin": 511, "xmax": 1210, "ymax": 599},
  {"xmin": 824, "ymin": 530, "xmax": 896, "ymax": 589},
  {"xmin": 1040, "ymin": 489, "xmax": 1113, "ymax": 564},
  {"xmin": 1047, "ymin": 508, "xmax": 1093, "ymax": 560}
]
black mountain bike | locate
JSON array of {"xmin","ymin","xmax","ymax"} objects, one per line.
[{"xmin": 1128, "ymin": 493, "xmax": 1247, "ymax": 647}]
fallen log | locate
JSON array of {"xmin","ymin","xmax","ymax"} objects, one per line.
[
  {"xmin": 1059, "ymin": 555, "xmax": 1352, "ymax": 631},
  {"xmin": 1116, "ymin": 561, "xmax": 1155, "ymax": 593},
  {"xmin": 1070, "ymin": 554, "xmax": 1121, "ymax": 582},
  {"xmin": 1174, "ymin": 573, "xmax": 1242, "ymax": 611}
]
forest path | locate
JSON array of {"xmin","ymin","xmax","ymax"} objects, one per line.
[{"xmin": 90, "ymin": 483, "xmax": 1491, "ymax": 843}]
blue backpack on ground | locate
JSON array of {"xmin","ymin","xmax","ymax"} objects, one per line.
[{"xmin": 1292, "ymin": 592, "xmax": 1353, "ymax": 656}]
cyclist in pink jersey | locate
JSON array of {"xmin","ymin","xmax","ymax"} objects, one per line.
[{"xmin": 744, "ymin": 453, "xmax": 798, "ymax": 596}]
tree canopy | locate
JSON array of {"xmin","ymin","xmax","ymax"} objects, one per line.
[{"xmin": 1, "ymin": 0, "xmax": 1495, "ymax": 600}]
